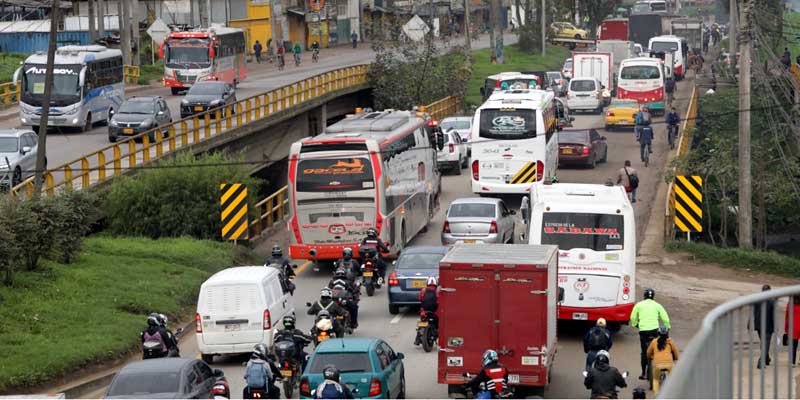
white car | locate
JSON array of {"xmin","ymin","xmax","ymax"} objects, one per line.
[
  {"xmin": 567, "ymin": 77, "xmax": 603, "ymax": 113},
  {"xmin": 0, "ymin": 129, "xmax": 41, "ymax": 189},
  {"xmin": 562, "ymin": 58, "xmax": 573, "ymax": 80},
  {"xmin": 440, "ymin": 116, "xmax": 472, "ymax": 155},
  {"xmin": 437, "ymin": 130, "xmax": 468, "ymax": 175}
]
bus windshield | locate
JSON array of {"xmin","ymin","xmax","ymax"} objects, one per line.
[
  {"xmin": 20, "ymin": 64, "xmax": 81, "ymax": 106},
  {"xmin": 620, "ymin": 65, "xmax": 661, "ymax": 80},
  {"xmin": 166, "ymin": 38, "xmax": 211, "ymax": 68},
  {"xmin": 651, "ymin": 41, "xmax": 678, "ymax": 52},
  {"xmin": 540, "ymin": 212, "xmax": 624, "ymax": 251},
  {"xmin": 478, "ymin": 109, "xmax": 537, "ymax": 140},
  {"xmin": 296, "ymin": 158, "xmax": 375, "ymax": 192},
  {"xmin": 499, "ymin": 79, "xmax": 540, "ymax": 90}
]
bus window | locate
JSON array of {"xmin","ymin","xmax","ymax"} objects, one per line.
[
  {"xmin": 478, "ymin": 109, "xmax": 537, "ymax": 139},
  {"xmin": 296, "ymin": 158, "xmax": 374, "ymax": 192},
  {"xmin": 540, "ymin": 212, "xmax": 625, "ymax": 251},
  {"xmin": 620, "ymin": 65, "xmax": 660, "ymax": 80}
]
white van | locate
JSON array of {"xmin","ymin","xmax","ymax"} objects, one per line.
[
  {"xmin": 196, "ymin": 266, "xmax": 295, "ymax": 363},
  {"xmin": 567, "ymin": 77, "xmax": 603, "ymax": 113}
]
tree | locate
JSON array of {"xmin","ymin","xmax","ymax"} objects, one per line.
[{"xmin": 579, "ymin": 0, "xmax": 621, "ymax": 34}]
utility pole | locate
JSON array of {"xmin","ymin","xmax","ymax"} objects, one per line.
[
  {"xmin": 729, "ymin": 0, "xmax": 737, "ymax": 54},
  {"xmin": 33, "ymin": 0, "xmax": 60, "ymax": 197},
  {"xmin": 206, "ymin": 0, "xmax": 212, "ymax": 26},
  {"xmin": 464, "ymin": 0, "xmax": 471, "ymax": 49},
  {"xmin": 119, "ymin": 0, "xmax": 131, "ymax": 65},
  {"xmin": 88, "ymin": 0, "xmax": 97, "ymax": 42},
  {"xmin": 132, "ymin": 0, "xmax": 140, "ymax": 65},
  {"xmin": 737, "ymin": 0, "xmax": 752, "ymax": 248},
  {"xmin": 540, "ymin": 0, "xmax": 545, "ymax": 56},
  {"xmin": 491, "ymin": 0, "xmax": 503, "ymax": 63},
  {"xmin": 97, "ymin": 0, "xmax": 105, "ymax": 40}
]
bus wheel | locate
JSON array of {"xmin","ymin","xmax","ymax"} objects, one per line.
[{"xmin": 81, "ymin": 113, "xmax": 93, "ymax": 132}]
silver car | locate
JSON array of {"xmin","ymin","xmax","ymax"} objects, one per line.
[
  {"xmin": 441, "ymin": 197, "xmax": 516, "ymax": 245},
  {"xmin": 0, "ymin": 129, "xmax": 41, "ymax": 189},
  {"xmin": 440, "ymin": 116, "xmax": 473, "ymax": 156}
]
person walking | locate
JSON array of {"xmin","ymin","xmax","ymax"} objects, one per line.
[
  {"xmin": 584, "ymin": 318, "xmax": 613, "ymax": 372},
  {"xmin": 783, "ymin": 296, "xmax": 800, "ymax": 365},
  {"xmin": 351, "ymin": 31, "xmax": 358, "ymax": 49},
  {"xmin": 617, "ymin": 160, "xmax": 639, "ymax": 203},
  {"xmin": 750, "ymin": 284, "xmax": 775, "ymax": 368},
  {"xmin": 253, "ymin": 40, "xmax": 263, "ymax": 63},
  {"xmin": 783, "ymin": 47, "xmax": 792, "ymax": 69},
  {"xmin": 630, "ymin": 288, "xmax": 671, "ymax": 381},
  {"xmin": 292, "ymin": 42, "xmax": 302, "ymax": 66}
]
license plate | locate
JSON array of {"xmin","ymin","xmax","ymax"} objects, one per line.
[
  {"xmin": 417, "ymin": 321, "xmax": 429, "ymax": 327},
  {"xmin": 123, "ymin": 128, "xmax": 133, "ymax": 134},
  {"xmin": 194, "ymin": 106, "xmax": 203, "ymax": 111},
  {"xmin": 224, "ymin": 324, "xmax": 241, "ymax": 332},
  {"xmin": 508, "ymin": 374, "xmax": 520, "ymax": 384},
  {"xmin": 563, "ymin": 148, "xmax": 573, "ymax": 154},
  {"xmin": 463, "ymin": 240, "xmax": 476, "ymax": 244},
  {"xmin": 573, "ymin": 312, "xmax": 589, "ymax": 320},
  {"xmin": 411, "ymin": 280, "xmax": 426, "ymax": 288},
  {"xmin": 619, "ymin": 120, "xmax": 629, "ymax": 125},
  {"xmin": 363, "ymin": 271, "xmax": 374, "ymax": 277},
  {"xmin": 280, "ymin": 369, "xmax": 293, "ymax": 377}
]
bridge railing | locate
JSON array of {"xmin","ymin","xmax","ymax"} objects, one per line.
[
  {"xmin": 664, "ymin": 85, "xmax": 699, "ymax": 240},
  {"xmin": 11, "ymin": 65, "xmax": 370, "ymax": 199},
  {"xmin": 248, "ymin": 95, "xmax": 464, "ymax": 239},
  {"xmin": 659, "ymin": 285, "xmax": 800, "ymax": 399}
]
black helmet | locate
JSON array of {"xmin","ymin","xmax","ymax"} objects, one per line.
[
  {"xmin": 272, "ymin": 244, "xmax": 283, "ymax": 258},
  {"xmin": 147, "ymin": 315, "xmax": 159, "ymax": 327},
  {"xmin": 342, "ymin": 247, "xmax": 353, "ymax": 260},
  {"xmin": 366, "ymin": 228, "xmax": 378, "ymax": 238},
  {"xmin": 595, "ymin": 350, "xmax": 610, "ymax": 365},
  {"xmin": 658, "ymin": 326, "xmax": 669, "ymax": 336},
  {"xmin": 322, "ymin": 364, "xmax": 340, "ymax": 382},
  {"xmin": 157, "ymin": 313, "xmax": 168, "ymax": 327},
  {"xmin": 644, "ymin": 288, "xmax": 655, "ymax": 300},
  {"xmin": 334, "ymin": 267, "xmax": 347, "ymax": 278},
  {"xmin": 317, "ymin": 309, "xmax": 332, "ymax": 320},
  {"xmin": 320, "ymin": 287, "xmax": 332, "ymax": 299},
  {"xmin": 283, "ymin": 315, "xmax": 296, "ymax": 330},
  {"xmin": 252, "ymin": 343, "xmax": 268, "ymax": 360}
]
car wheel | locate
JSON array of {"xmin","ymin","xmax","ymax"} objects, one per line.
[
  {"xmin": 82, "ymin": 113, "xmax": 93, "ymax": 132},
  {"xmin": 171, "ymin": 88, "xmax": 181, "ymax": 95},
  {"xmin": 589, "ymin": 156, "xmax": 596, "ymax": 169},
  {"xmin": 601, "ymin": 148, "xmax": 608, "ymax": 163},
  {"xmin": 454, "ymin": 162, "xmax": 462, "ymax": 175},
  {"xmin": 398, "ymin": 375, "xmax": 406, "ymax": 399},
  {"xmin": 11, "ymin": 167, "xmax": 22, "ymax": 186},
  {"xmin": 389, "ymin": 304, "xmax": 400, "ymax": 315},
  {"xmin": 148, "ymin": 128, "xmax": 158, "ymax": 143},
  {"xmin": 461, "ymin": 155, "xmax": 467, "ymax": 169},
  {"xmin": 108, "ymin": 132, "xmax": 117, "ymax": 143},
  {"xmin": 201, "ymin": 353, "xmax": 214, "ymax": 364}
]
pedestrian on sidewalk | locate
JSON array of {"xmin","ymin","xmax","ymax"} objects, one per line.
[
  {"xmin": 351, "ymin": 31, "xmax": 358, "ymax": 49},
  {"xmin": 266, "ymin": 39, "xmax": 274, "ymax": 63},
  {"xmin": 749, "ymin": 285, "xmax": 775, "ymax": 368},
  {"xmin": 783, "ymin": 296, "xmax": 800, "ymax": 365},
  {"xmin": 253, "ymin": 40, "xmax": 263, "ymax": 63},
  {"xmin": 617, "ymin": 160, "xmax": 639, "ymax": 203}
]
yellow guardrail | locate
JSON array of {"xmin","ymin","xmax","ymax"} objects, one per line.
[
  {"xmin": 124, "ymin": 65, "xmax": 140, "ymax": 84},
  {"xmin": 248, "ymin": 95, "xmax": 464, "ymax": 239},
  {"xmin": 664, "ymin": 85, "xmax": 699, "ymax": 240},
  {"xmin": 0, "ymin": 82, "xmax": 19, "ymax": 106},
  {"xmin": 11, "ymin": 64, "xmax": 370, "ymax": 199}
]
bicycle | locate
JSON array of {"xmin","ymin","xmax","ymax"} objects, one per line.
[
  {"xmin": 277, "ymin": 55, "xmax": 285, "ymax": 71},
  {"xmin": 667, "ymin": 124, "xmax": 678, "ymax": 150},
  {"xmin": 312, "ymin": 49, "xmax": 319, "ymax": 63},
  {"xmin": 642, "ymin": 142, "xmax": 650, "ymax": 167}
]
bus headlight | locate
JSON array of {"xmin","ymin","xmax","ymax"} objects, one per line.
[{"xmin": 72, "ymin": 118, "xmax": 79, "ymax": 124}]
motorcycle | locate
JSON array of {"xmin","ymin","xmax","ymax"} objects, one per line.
[
  {"xmin": 212, "ymin": 369, "xmax": 230, "ymax": 399},
  {"xmin": 415, "ymin": 310, "xmax": 438, "ymax": 353},
  {"xmin": 582, "ymin": 370, "xmax": 629, "ymax": 399},
  {"xmin": 307, "ymin": 310, "xmax": 337, "ymax": 346},
  {"xmin": 331, "ymin": 286, "xmax": 359, "ymax": 334},
  {"xmin": 274, "ymin": 339, "xmax": 301, "ymax": 398},
  {"xmin": 359, "ymin": 248, "xmax": 382, "ymax": 296},
  {"xmin": 142, "ymin": 327, "xmax": 182, "ymax": 359}
]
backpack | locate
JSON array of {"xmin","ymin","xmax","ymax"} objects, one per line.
[
  {"xmin": 625, "ymin": 168, "xmax": 639, "ymax": 189},
  {"xmin": 245, "ymin": 360, "xmax": 270, "ymax": 389},
  {"xmin": 315, "ymin": 381, "xmax": 345, "ymax": 399},
  {"xmin": 142, "ymin": 330, "xmax": 167, "ymax": 352},
  {"xmin": 588, "ymin": 327, "xmax": 608, "ymax": 350},
  {"xmin": 421, "ymin": 289, "xmax": 438, "ymax": 312}
]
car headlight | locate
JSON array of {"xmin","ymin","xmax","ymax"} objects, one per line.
[
  {"xmin": 209, "ymin": 99, "xmax": 222, "ymax": 106},
  {"xmin": 110, "ymin": 119, "xmax": 118, "ymax": 126},
  {"xmin": 181, "ymin": 99, "xmax": 189, "ymax": 105},
  {"xmin": 141, "ymin": 118, "xmax": 154, "ymax": 127}
]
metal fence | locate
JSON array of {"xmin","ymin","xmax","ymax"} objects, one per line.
[{"xmin": 659, "ymin": 285, "xmax": 800, "ymax": 399}]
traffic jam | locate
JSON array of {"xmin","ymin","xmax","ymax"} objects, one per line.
[{"xmin": 95, "ymin": 2, "xmax": 701, "ymax": 399}]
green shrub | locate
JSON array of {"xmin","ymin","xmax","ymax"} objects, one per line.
[
  {"xmin": 50, "ymin": 191, "xmax": 100, "ymax": 264},
  {"xmin": 104, "ymin": 152, "xmax": 262, "ymax": 240}
]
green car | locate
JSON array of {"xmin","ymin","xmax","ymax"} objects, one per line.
[{"xmin": 299, "ymin": 338, "xmax": 407, "ymax": 399}]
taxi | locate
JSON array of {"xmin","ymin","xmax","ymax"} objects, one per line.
[
  {"xmin": 550, "ymin": 22, "xmax": 589, "ymax": 39},
  {"xmin": 605, "ymin": 99, "xmax": 640, "ymax": 130}
]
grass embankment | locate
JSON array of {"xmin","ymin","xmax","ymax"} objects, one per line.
[
  {"xmin": 665, "ymin": 241, "xmax": 800, "ymax": 279},
  {"xmin": 137, "ymin": 61, "xmax": 164, "ymax": 85},
  {"xmin": 466, "ymin": 44, "xmax": 571, "ymax": 107},
  {"xmin": 0, "ymin": 53, "xmax": 28, "ymax": 83},
  {"xmin": 784, "ymin": 11, "xmax": 800, "ymax": 60},
  {"xmin": 0, "ymin": 236, "xmax": 257, "ymax": 392}
]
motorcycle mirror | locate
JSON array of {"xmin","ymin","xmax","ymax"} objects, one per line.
[
  {"xmin": 306, "ymin": 302, "xmax": 312, "ymax": 307},
  {"xmin": 622, "ymin": 371, "xmax": 629, "ymax": 379},
  {"xmin": 292, "ymin": 264, "xmax": 298, "ymax": 269}
]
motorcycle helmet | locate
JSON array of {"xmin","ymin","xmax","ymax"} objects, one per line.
[
  {"xmin": 322, "ymin": 365, "xmax": 340, "ymax": 382},
  {"xmin": 596, "ymin": 318, "xmax": 607, "ymax": 327},
  {"xmin": 320, "ymin": 287, "xmax": 332, "ymax": 299},
  {"xmin": 595, "ymin": 350, "xmax": 610, "ymax": 365},
  {"xmin": 342, "ymin": 247, "xmax": 354, "ymax": 260},
  {"xmin": 157, "ymin": 313, "xmax": 169, "ymax": 327},
  {"xmin": 644, "ymin": 288, "xmax": 655, "ymax": 300},
  {"xmin": 482, "ymin": 349, "xmax": 499, "ymax": 367},
  {"xmin": 272, "ymin": 244, "xmax": 283, "ymax": 258},
  {"xmin": 366, "ymin": 228, "xmax": 378, "ymax": 238},
  {"xmin": 658, "ymin": 326, "xmax": 670, "ymax": 337},
  {"xmin": 427, "ymin": 276, "xmax": 438, "ymax": 287},
  {"xmin": 283, "ymin": 315, "xmax": 296, "ymax": 331},
  {"xmin": 147, "ymin": 315, "xmax": 159, "ymax": 327},
  {"xmin": 252, "ymin": 343, "xmax": 268, "ymax": 360},
  {"xmin": 334, "ymin": 267, "xmax": 347, "ymax": 279},
  {"xmin": 317, "ymin": 310, "xmax": 332, "ymax": 320}
]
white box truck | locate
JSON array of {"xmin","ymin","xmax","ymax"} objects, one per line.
[
  {"xmin": 572, "ymin": 51, "xmax": 614, "ymax": 104},
  {"xmin": 596, "ymin": 40, "xmax": 635, "ymax": 75}
]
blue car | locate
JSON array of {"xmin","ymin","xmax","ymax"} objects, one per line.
[
  {"xmin": 387, "ymin": 246, "xmax": 449, "ymax": 315},
  {"xmin": 299, "ymin": 338, "xmax": 406, "ymax": 399}
]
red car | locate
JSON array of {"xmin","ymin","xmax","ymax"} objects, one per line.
[{"xmin": 558, "ymin": 129, "xmax": 608, "ymax": 168}]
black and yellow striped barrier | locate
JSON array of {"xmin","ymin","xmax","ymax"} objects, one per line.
[
  {"xmin": 220, "ymin": 183, "xmax": 249, "ymax": 241},
  {"xmin": 674, "ymin": 175, "xmax": 703, "ymax": 233},
  {"xmin": 510, "ymin": 161, "xmax": 540, "ymax": 184}
]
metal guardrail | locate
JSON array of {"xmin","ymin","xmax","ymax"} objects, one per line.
[
  {"xmin": 11, "ymin": 65, "xmax": 370, "ymax": 199},
  {"xmin": 664, "ymin": 86, "xmax": 699, "ymax": 240},
  {"xmin": 123, "ymin": 65, "xmax": 140, "ymax": 85},
  {"xmin": 0, "ymin": 82, "xmax": 20, "ymax": 106},
  {"xmin": 248, "ymin": 95, "xmax": 463, "ymax": 239},
  {"xmin": 659, "ymin": 285, "xmax": 800, "ymax": 399}
]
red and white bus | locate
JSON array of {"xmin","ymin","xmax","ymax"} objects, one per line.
[
  {"xmin": 617, "ymin": 57, "xmax": 665, "ymax": 115},
  {"xmin": 159, "ymin": 26, "xmax": 247, "ymax": 95},
  {"xmin": 287, "ymin": 109, "xmax": 442, "ymax": 263}
]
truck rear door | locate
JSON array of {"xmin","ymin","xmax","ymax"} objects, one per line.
[{"xmin": 497, "ymin": 269, "xmax": 548, "ymax": 386}]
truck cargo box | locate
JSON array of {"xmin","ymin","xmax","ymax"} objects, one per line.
[
  {"xmin": 598, "ymin": 18, "xmax": 629, "ymax": 41},
  {"xmin": 629, "ymin": 14, "xmax": 662, "ymax": 47},
  {"xmin": 437, "ymin": 244, "xmax": 559, "ymax": 398}
]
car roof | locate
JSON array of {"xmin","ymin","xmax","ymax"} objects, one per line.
[
  {"xmin": 315, "ymin": 337, "xmax": 379, "ymax": 353},
  {"xmin": 442, "ymin": 116, "xmax": 471, "ymax": 122},
  {"xmin": 203, "ymin": 266, "xmax": 279, "ymax": 285},
  {"xmin": 126, "ymin": 96, "xmax": 161, "ymax": 102},
  {"xmin": 0, "ymin": 129, "xmax": 32, "ymax": 138},
  {"xmin": 192, "ymin": 81, "xmax": 226, "ymax": 87},
  {"xmin": 401, "ymin": 246, "xmax": 449, "ymax": 255},
  {"xmin": 119, "ymin": 358, "xmax": 196, "ymax": 374},
  {"xmin": 450, "ymin": 197, "xmax": 501, "ymax": 205},
  {"xmin": 533, "ymin": 182, "xmax": 630, "ymax": 205}
]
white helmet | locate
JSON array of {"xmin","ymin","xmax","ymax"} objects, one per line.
[{"xmin": 427, "ymin": 276, "xmax": 438, "ymax": 287}]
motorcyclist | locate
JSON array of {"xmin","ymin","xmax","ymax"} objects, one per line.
[
  {"xmin": 646, "ymin": 327, "xmax": 679, "ymax": 395},
  {"xmin": 337, "ymin": 247, "xmax": 360, "ymax": 281},
  {"xmin": 584, "ymin": 350, "xmax": 627, "ymax": 399},
  {"xmin": 153, "ymin": 313, "xmax": 180, "ymax": 356},
  {"xmin": 630, "ymin": 288, "xmax": 671, "ymax": 380},
  {"xmin": 360, "ymin": 228, "xmax": 389, "ymax": 281},
  {"xmin": 328, "ymin": 267, "xmax": 359, "ymax": 329},
  {"xmin": 266, "ymin": 244, "xmax": 296, "ymax": 295},
  {"xmin": 466, "ymin": 349, "xmax": 509, "ymax": 398},
  {"xmin": 307, "ymin": 288, "xmax": 348, "ymax": 338},
  {"xmin": 314, "ymin": 365, "xmax": 355, "ymax": 399},
  {"xmin": 141, "ymin": 314, "xmax": 173, "ymax": 359},
  {"xmin": 583, "ymin": 318, "xmax": 612, "ymax": 372},
  {"xmin": 243, "ymin": 343, "xmax": 282, "ymax": 399},
  {"xmin": 415, "ymin": 276, "xmax": 440, "ymax": 345},
  {"xmin": 273, "ymin": 315, "xmax": 312, "ymax": 370}
]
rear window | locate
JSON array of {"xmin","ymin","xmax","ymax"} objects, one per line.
[
  {"xmin": 309, "ymin": 353, "xmax": 373, "ymax": 373},
  {"xmin": 547, "ymin": 72, "xmax": 562, "ymax": 80},
  {"xmin": 541, "ymin": 212, "xmax": 624, "ymax": 251},
  {"xmin": 188, "ymin": 83, "xmax": 226, "ymax": 95},
  {"xmin": 108, "ymin": 372, "xmax": 181, "ymax": 396},
  {"xmin": 441, "ymin": 120, "xmax": 471, "ymax": 130},
  {"xmin": 499, "ymin": 78, "xmax": 540, "ymax": 90},
  {"xmin": 448, "ymin": 203, "xmax": 496, "ymax": 218},
  {"xmin": 620, "ymin": 65, "xmax": 661, "ymax": 80},
  {"xmin": 564, "ymin": 60, "xmax": 573, "ymax": 69},
  {"xmin": 397, "ymin": 252, "xmax": 445, "ymax": 269},
  {"xmin": 296, "ymin": 158, "xmax": 375, "ymax": 192},
  {"xmin": 559, "ymin": 131, "xmax": 589, "ymax": 143},
  {"xmin": 570, "ymin": 80, "xmax": 596, "ymax": 91},
  {"xmin": 200, "ymin": 284, "xmax": 263, "ymax": 314},
  {"xmin": 478, "ymin": 109, "xmax": 537, "ymax": 140}
]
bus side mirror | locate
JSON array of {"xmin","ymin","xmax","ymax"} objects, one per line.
[
  {"xmin": 435, "ymin": 131, "xmax": 444, "ymax": 151},
  {"xmin": 558, "ymin": 287, "xmax": 565, "ymax": 303}
]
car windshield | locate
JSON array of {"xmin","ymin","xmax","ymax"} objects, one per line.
[
  {"xmin": 188, "ymin": 83, "xmax": 226, "ymax": 95},
  {"xmin": 0, "ymin": 137, "xmax": 18, "ymax": 152},
  {"xmin": 620, "ymin": 65, "xmax": 661, "ymax": 80},
  {"xmin": 564, "ymin": 60, "xmax": 573, "ymax": 69},
  {"xmin": 541, "ymin": 212, "xmax": 625, "ymax": 251},
  {"xmin": 559, "ymin": 131, "xmax": 589, "ymax": 143},
  {"xmin": 397, "ymin": 252, "xmax": 445, "ymax": 269},
  {"xmin": 632, "ymin": 3, "xmax": 651, "ymax": 13},
  {"xmin": 107, "ymin": 372, "xmax": 181, "ymax": 396},
  {"xmin": 651, "ymin": 41, "xmax": 678, "ymax": 52},
  {"xmin": 309, "ymin": 353, "xmax": 373, "ymax": 373},
  {"xmin": 570, "ymin": 80, "xmax": 596, "ymax": 91},
  {"xmin": 119, "ymin": 101, "xmax": 155, "ymax": 114},
  {"xmin": 441, "ymin": 120, "xmax": 471, "ymax": 130},
  {"xmin": 448, "ymin": 203, "xmax": 496, "ymax": 218}
]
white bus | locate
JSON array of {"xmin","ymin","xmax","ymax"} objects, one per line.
[
  {"xmin": 617, "ymin": 57, "xmax": 665, "ymax": 115},
  {"xmin": 470, "ymin": 89, "xmax": 558, "ymax": 195},
  {"xmin": 287, "ymin": 109, "xmax": 442, "ymax": 263},
  {"xmin": 522, "ymin": 182, "xmax": 636, "ymax": 327},
  {"xmin": 15, "ymin": 45, "xmax": 124, "ymax": 132},
  {"xmin": 649, "ymin": 35, "xmax": 689, "ymax": 80}
]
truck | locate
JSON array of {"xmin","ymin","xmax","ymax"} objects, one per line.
[
  {"xmin": 596, "ymin": 39, "xmax": 636, "ymax": 73},
  {"xmin": 437, "ymin": 244, "xmax": 560, "ymax": 398},
  {"xmin": 572, "ymin": 51, "xmax": 614, "ymax": 102},
  {"xmin": 670, "ymin": 17, "xmax": 703, "ymax": 53},
  {"xmin": 598, "ymin": 18, "xmax": 628, "ymax": 41},
  {"xmin": 629, "ymin": 13, "xmax": 662, "ymax": 47}
]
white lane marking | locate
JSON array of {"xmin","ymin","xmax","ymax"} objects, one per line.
[{"xmin": 390, "ymin": 311, "xmax": 406, "ymax": 324}]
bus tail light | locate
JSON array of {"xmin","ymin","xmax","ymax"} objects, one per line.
[
  {"xmin": 489, "ymin": 221, "xmax": 498, "ymax": 234},
  {"xmin": 449, "ymin": 143, "xmax": 455, "ymax": 153},
  {"xmin": 582, "ymin": 146, "xmax": 591, "ymax": 155},
  {"xmin": 536, "ymin": 161, "xmax": 544, "ymax": 181},
  {"xmin": 442, "ymin": 220, "xmax": 451, "ymax": 234},
  {"xmin": 472, "ymin": 160, "xmax": 479, "ymax": 180}
]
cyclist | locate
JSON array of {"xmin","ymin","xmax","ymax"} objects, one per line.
[
  {"xmin": 311, "ymin": 41, "xmax": 320, "ymax": 62},
  {"xmin": 664, "ymin": 75, "xmax": 675, "ymax": 107},
  {"xmin": 292, "ymin": 42, "xmax": 303, "ymax": 66},
  {"xmin": 630, "ymin": 288, "xmax": 671, "ymax": 381},
  {"xmin": 646, "ymin": 327, "xmax": 679, "ymax": 395},
  {"xmin": 636, "ymin": 120, "xmax": 654, "ymax": 165},
  {"xmin": 666, "ymin": 107, "xmax": 680, "ymax": 149}
]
